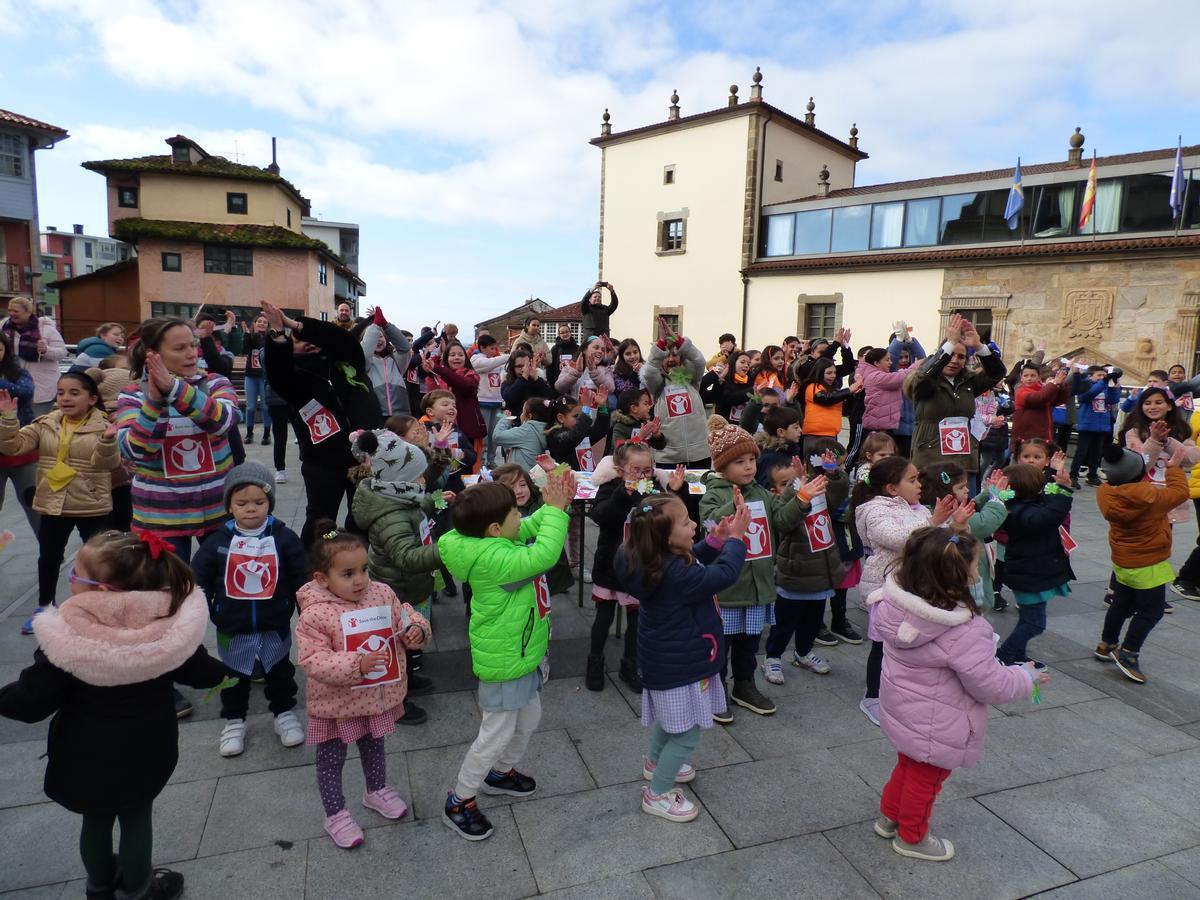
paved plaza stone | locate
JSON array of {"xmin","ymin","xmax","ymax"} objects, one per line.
[{"xmin": 3, "ymin": 440, "xmax": 1200, "ymax": 898}]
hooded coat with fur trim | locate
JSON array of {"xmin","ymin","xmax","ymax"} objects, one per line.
[
  {"xmin": 0, "ymin": 588, "xmax": 225, "ymax": 814},
  {"xmin": 869, "ymin": 576, "xmax": 1032, "ymax": 769}
]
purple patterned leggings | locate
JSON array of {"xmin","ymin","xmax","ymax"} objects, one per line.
[{"xmin": 315, "ymin": 736, "xmax": 387, "ymax": 816}]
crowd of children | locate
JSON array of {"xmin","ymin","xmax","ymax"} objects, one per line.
[{"xmin": 1, "ymin": 294, "xmax": 1199, "ymax": 895}]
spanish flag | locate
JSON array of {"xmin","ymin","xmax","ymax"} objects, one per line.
[{"xmin": 1078, "ymin": 152, "xmax": 1097, "ymax": 230}]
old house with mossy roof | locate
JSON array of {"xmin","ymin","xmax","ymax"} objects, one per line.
[{"xmin": 51, "ymin": 135, "xmax": 364, "ymax": 341}]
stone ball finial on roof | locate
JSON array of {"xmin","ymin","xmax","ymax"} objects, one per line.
[
  {"xmin": 602, "ymin": 109, "xmax": 610, "ymax": 124},
  {"xmin": 728, "ymin": 85, "xmax": 739, "ymax": 107},
  {"xmin": 671, "ymin": 89, "xmax": 679, "ymax": 104},
  {"xmin": 752, "ymin": 67, "xmax": 762, "ymax": 84},
  {"xmin": 818, "ymin": 164, "xmax": 830, "ymax": 183},
  {"xmin": 806, "ymin": 97, "xmax": 815, "ymax": 113},
  {"xmin": 849, "ymin": 123, "xmax": 858, "ymax": 138},
  {"xmin": 1070, "ymin": 126, "xmax": 1085, "ymax": 148},
  {"xmin": 730, "ymin": 84, "xmax": 738, "ymax": 95}
]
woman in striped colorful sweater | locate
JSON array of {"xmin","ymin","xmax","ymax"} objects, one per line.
[{"xmin": 115, "ymin": 317, "xmax": 238, "ymax": 564}]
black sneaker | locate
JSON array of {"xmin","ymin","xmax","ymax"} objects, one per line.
[
  {"xmin": 618, "ymin": 657, "xmax": 643, "ymax": 692},
  {"xmin": 245, "ymin": 430, "xmax": 254, "ymax": 443},
  {"xmin": 397, "ymin": 700, "xmax": 428, "ymax": 725},
  {"xmin": 1164, "ymin": 602, "xmax": 1175, "ymax": 614},
  {"xmin": 1103, "ymin": 590, "xmax": 1114, "ymax": 606},
  {"xmin": 1086, "ymin": 477, "xmax": 1102, "ymax": 486},
  {"xmin": 1111, "ymin": 648, "xmax": 1147, "ymax": 684},
  {"xmin": 126, "ymin": 868, "xmax": 184, "ymax": 900},
  {"xmin": 1070, "ymin": 478, "xmax": 1082, "ymax": 491},
  {"xmin": 814, "ymin": 627, "xmax": 840, "ymax": 647},
  {"xmin": 443, "ymin": 794, "xmax": 494, "ymax": 841},
  {"xmin": 1021, "ymin": 658, "xmax": 1048, "ymax": 672},
  {"xmin": 443, "ymin": 581, "xmax": 458, "ymax": 598},
  {"xmin": 585, "ymin": 654, "xmax": 605, "ymax": 691},
  {"xmin": 830, "ymin": 621, "xmax": 863, "ymax": 644},
  {"xmin": 481, "ymin": 767, "xmax": 537, "ymax": 797},
  {"xmin": 731, "ymin": 678, "xmax": 776, "ymax": 715},
  {"xmin": 261, "ymin": 434, "xmax": 271, "ymax": 446},
  {"xmin": 712, "ymin": 682, "xmax": 734, "ymax": 724},
  {"xmin": 407, "ymin": 672, "xmax": 434, "ymax": 695},
  {"xmin": 993, "ymin": 593, "xmax": 1009, "ymax": 612},
  {"xmin": 1172, "ymin": 581, "xmax": 1200, "ymax": 601},
  {"xmin": 173, "ymin": 690, "xmax": 193, "ymax": 719}
]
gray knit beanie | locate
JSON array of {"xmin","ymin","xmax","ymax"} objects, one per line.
[
  {"xmin": 223, "ymin": 461, "xmax": 277, "ymax": 512},
  {"xmin": 1099, "ymin": 443, "xmax": 1145, "ymax": 487}
]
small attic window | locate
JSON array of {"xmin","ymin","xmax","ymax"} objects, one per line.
[
  {"xmin": 774, "ymin": 160, "xmax": 784, "ymax": 182},
  {"xmin": 172, "ymin": 144, "xmax": 190, "ymax": 164},
  {"xmin": 663, "ymin": 165, "xmax": 675, "ymax": 185}
]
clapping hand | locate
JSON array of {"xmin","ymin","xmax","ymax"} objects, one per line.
[
  {"xmin": 985, "ymin": 469, "xmax": 1009, "ymax": 494},
  {"xmin": 668, "ymin": 464, "xmax": 686, "ymax": 492},
  {"xmin": 1150, "ymin": 420, "xmax": 1171, "ymax": 443},
  {"xmin": 849, "ymin": 375, "xmax": 865, "ymax": 394},
  {"xmin": 0, "ymin": 390, "xmax": 17, "ymax": 414},
  {"xmin": 578, "ymin": 387, "xmax": 594, "ymax": 408},
  {"xmin": 951, "ymin": 499, "xmax": 976, "ymax": 527},
  {"xmin": 432, "ymin": 419, "xmax": 454, "ymax": 448},
  {"xmin": 797, "ymin": 473, "xmax": 828, "ymax": 501},
  {"xmin": 1049, "ymin": 450, "xmax": 1067, "ymax": 474},
  {"xmin": 144, "ymin": 352, "xmax": 176, "ymax": 402},
  {"xmin": 1166, "ymin": 445, "xmax": 1188, "ymax": 469},
  {"xmin": 593, "ymin": 385, "xmax": 610, "ymax": 406},
  {"xmin": 786, "ymin": 382, "xmax": 800, "ymax": 402},
  {"xmin": 712, "ymin": 503, "xmax": 751, "ymax": 542},
  {"xmin": 641, "ymin": 417, "xmax": 661, "ymax": 438},
  {"xmin": 542, "ymin": 467, "xmax": 577, "ymax": 510},
  {"xmin": 930, "ymin": 494, "xmax": 958, "ymax": 526},
  {"xmin": 535, "ymin": 452, "xmax": 556, "ymax": 473}
]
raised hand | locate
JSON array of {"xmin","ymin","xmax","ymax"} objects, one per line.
[
  {"xmin": 594, "ymin": 384, "xmax": 610, "ymax": 406},
  {"xmin": 786, "ymin": 381, "xmax": 800, "ymax": 402},
  {"xmin": 798, "ymin": 473, "xmax": 828, "ymax": 500},
  {"xmin": 1050, "ymin": 450, "xmax": 1067, "ymax": 473},
  {"xmin": 422, "ymin": 356, "xmax": 436, "ymax": 374},
  {"xmin": 668, "ymin": 464, "xmax": 686, "ymax": 492},
  {"xmin": 945, "ymin": 313, "xmax": 965, "ymax": 345},
  {"xmin": 0, "ymin": 390, "xmax": 17, "ymax": 414},
  {"xmin": 542, "ymin": 467, "xmax": 577, "ymax": 510},
  {"xmin": 987, "ymin": 471, "xmax": 1009, "ymax": 494},
  {"xmin": 1149, "ymin": 419, "xmax": 1170, "ymax": 443},
  {"xmin": 1166, "ymin": 445, "xmax": 1189, "ymax": 469},
  {"xmin": 145, "ymin": 352, "xmax": 176, "ymax": 398},
  {"xmin": 102, "ymin": 418, "xmax": 119, "ymax": 440},
  {"xmin": 713, "ymin": 503, "xmax": 751, "ymax": 542},
  {"xmin": 951, "ymin": 499, "xmax": 976, "ymax": 527},
  {"xmin": 930, "ymin": 493, "xmax": 957, "ymax": 526},
  {"xmin": 259, "ymin": 299, "xmax": 286, "ymax": 331},
  {"xmin": 535, "ymin": 452, "xmax": 556, "ymax": 473},
  {"xmin": 732, "ymin": 485, "xmax": 745, "ymax": 511},
  {"xmin": 578, "ymin": 387, "xmax": 595, "ymax": 409}
]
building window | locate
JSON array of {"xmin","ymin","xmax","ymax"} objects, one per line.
[
  {"xmin": 161, "ymin": 252, "xmax": 182, "ymax": 272},
  {"xmin": 955, "ymin": 308, "xmax": 993, "ymax": 343},
  {"xmin": 763, "ymin": 214, "xmax": 795, "ymax": 256},
  {"xmin": 151, "ymin": 302, "xmax": 199, "ymax": 319},
  {"xmin": 830, "ymin": 205, "xmax": 870, "ymax": 252},
  {"xmin": 0, "ymin": 133, "xmax": 24, "ymax": 178},
  {"xmin": 318, "ymin": 260, "xmax": 328, "ymax": 285},
  {"xmin": 117, "ymin": 186, "xmax": 138, "ymax": 208},
  {"xmin": 663, "ymin": 165, "xmax": 675, "ymax": 185},
  {"xmin": 869, "ymin": 202, "xmax": 904, "ymax": 249},
  {"xmin": 84, "ymin": 242, "xmax": 93, "ymax": 258},
  {"xmin": 119, "ymin": 247, "xmax": 129, "ymax": 260},
  {"xmin": 203, "ymin": 244, "xmax": 253, "ymax": 276},
  {"xmin": 226, "ymin": 192, "xmax": 248, "ymax": 215},
  {"xmin": 774, "ymin": 160, "xmax": 784, "ymax": 182},
  {"xmin": 63, "ymin": 263, "xmax": 72, "ymax": 279},
  {"xmin": 804, "ymin": 303, "xmax": 838, "ymax": 339},
  {"xmin": 653, "ymin": 305, "xmax": 684, "ymax": 339},
  {"xmin": 41, "ymin": 258, "xmax": 55, "ymax": 274},
  {"xmin": 657, "ymin": 218, "xmax": 686, "ymax": 254},
  {"xmin": 287, "ymin": 208, "xmax": 292, "ymax": 228},
  {"xmin": 904, "ymin": 197, "xmax": 941, "ymax": 247},
  {"xmin": 85, "ymin": 264, "xmax": 93, "ymax": 273}
]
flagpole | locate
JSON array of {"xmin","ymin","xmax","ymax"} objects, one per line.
[
  {"xmin": 1091, "ymin": 150, "xmax": 1098, "ymax": 243},
  {"xmin": 1175, "ymin": 135, "xmax": 1184, "ymax": 238}
]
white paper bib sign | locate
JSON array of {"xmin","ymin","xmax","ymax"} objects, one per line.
[
  {"xmin": 730, "ymin": 404, "xmax": 745, "ymax": 423},
  {"xmin": 162, "ymin": 419, "xmax": 215, "ymax": 479},
  {"xmin": 803, "ymin": 494, "xmax": 835, "ymax": 551},
  {"xmin": 224, "ymin": 535, "xmax": 278, "ymax": 600},
  {"xmin": 249, "ymin": 348, "xmax": 263, "ymax": 370},
  {"xmin": 560, "ymin": 355, "xmax": 572, "ymax": 366},
  {"xmin": 1181, "ymin": 395, "xmax": 1195, "ymax": 412},
  {"xmin": 341, "ymin": 605, "xmax": 401, "ymax": 689},
  {"xmin": 419, "ymin": 516, "xmax": 433, "ymax": 547},
  {"xmin": 664, "ymin": 384, "xmax": 693, "ymax": 418},
  {"xmin": 300, "ymin": 399, "xmax": 341, "ymax": 445},
  {"xmin": 742, "ymin": 500, "xmax": 773, "ymax": 560},
  {"xmin": 938, "ymin": 417, "xmax": 970, "ymax": 455},
  {"xmin": 1092, "ymin": 395, "xmax": 1106, "ymax": 413},
  {"xmin": 487, "ymin": 372, "xmax": 502, "ymax": 389},
  {"xmin": 1144, "ymin": 453, "xmax": 1167, "ymax": 485},
  {"xmin": 575, "ymin": 437, "xmax": 595, "ymax": 473},
  {"xmin": 1058, "ymin": 525, "xmax": 1077, "ymax": 554},
  {"xmin": 534, "ymin": 575, "xmax": 551, "ymax": 619}
]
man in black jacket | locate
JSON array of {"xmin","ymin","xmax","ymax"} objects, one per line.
[
  {"xmin": 581, "ymin": 282, "xmax": 618, "ymax": 337},
  {"xmin": 548, "ymin": 324, "xmax": 580, "ymax": 386}
]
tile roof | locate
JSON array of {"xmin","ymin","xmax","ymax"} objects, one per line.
[
  {"xmin": 0, "ymin": 109, "xmax": 68, "ymax": 137},
  {"xmin": 111, "ymin": 218, "xmax": 339, "ymax": 259},
  {"xmin": 82, "ymin": 143, "xmax": 310, "ymax": 212},
  {"xmin": 744, "ymin": 232, "xmax": 1200, "ymax": 274},
  {"xmin": 538, "ymin": 301, "xmax": 583, "ymax": 321},
  {"xmin": 775, "ymin": 145, "xmax": 1200, "ymax": 205},
  {"xmin": 590, "ymin": 101, "xmax": 867, "ymax": 160}
]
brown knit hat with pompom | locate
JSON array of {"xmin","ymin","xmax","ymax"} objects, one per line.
[{"xmin": 707, "ymin": 415, "xmax": 760, "ymax": 471}]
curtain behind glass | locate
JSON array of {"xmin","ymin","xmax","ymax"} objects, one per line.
[{"xmin": 1081, "ymin": 181, "xmax": 1122, "ymax": 234}]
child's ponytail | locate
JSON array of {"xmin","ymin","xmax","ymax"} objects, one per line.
[
  {"xmin": 894, "ymin": 526, "xmax": 981, "ymax": 615},
  {"xmin": 849, "ymin": 454, "xmax": 911, "ymax": 524},
  {"xmin": 83, "ymin": 530, "xmax": 196, "ymax": 615}
]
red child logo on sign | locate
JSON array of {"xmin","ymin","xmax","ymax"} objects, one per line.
[
  {"xmin": 803, "ymin": 494, "xmax": 834, "ymax": 551},
  {"xmin": 575, "ymin": 437, "xmax": 595, "ymax": 473},
  {"xmin": 299, "ymin": 399, "xmax": 341, "ymax": 445},
  {"xmin": 664, "ymin": 384, "xmax": 692, "ymax": 418},
  {"xmin": 741, "ymin": 500, "xmax": 772, "ymax": 560},
  {"xmin": 223, "ymin": 536, "xmax": 278, "ymax": 600},
  {"xmin": 162, "ymin": 419, "xmax": 215, "ymax": 480},
  {"xmin": 534, "ymin": 575, "xmax": 551, "ymax": 619},
  {"xmin": 487, "ymin": 372, "xmax": 502, "ymax": 390},
  {"xmin": 341, "ymin": 605, "xmax": 401, "ymax": 688},
  {"xmin": 938, "ymin": 416, "xmax": 970, "ymax": 455}
]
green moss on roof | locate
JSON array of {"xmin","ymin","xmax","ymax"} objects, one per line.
[
  {"xmin": 82, "ymin": 154, "xmax": 310, "ymax": 209},
  {"xmin": 113, "ymin": 218, "xmax": 340, "ymax": 260}
]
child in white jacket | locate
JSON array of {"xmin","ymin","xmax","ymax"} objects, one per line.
[{"xmin": 472, "ymin": 336, "xmax": 510, "ymax": 466}]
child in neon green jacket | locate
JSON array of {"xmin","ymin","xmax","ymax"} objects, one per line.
[{"xmin": 436, "ymin": 469, "xmax": 574, "ymax": 842}]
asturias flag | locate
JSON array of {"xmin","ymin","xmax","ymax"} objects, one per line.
[
  {"xmin": 1004, "ymin": 158, "xmax": 1024, "ymax": 230},
  {"xmin": 1169, "ymin": 137, "xmax": 1185, "ymax": 219},
  {"xmin": 1078, "ymin": 154, "xmax": 1097, "ymax": 230}
]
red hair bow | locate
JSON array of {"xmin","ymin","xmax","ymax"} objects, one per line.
[{"xmin": 136, "ymin": 529, "xmax": 174, "ymax": 560}]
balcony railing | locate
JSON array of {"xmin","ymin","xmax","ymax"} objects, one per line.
[{"xmin": 0, "ymin": 262, "xmax": 21, "ymax": 293}]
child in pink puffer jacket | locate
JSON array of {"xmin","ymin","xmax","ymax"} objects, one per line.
[{"xmin": 866, "ymin": 527, "xmax": 1046, "ymax": 862}]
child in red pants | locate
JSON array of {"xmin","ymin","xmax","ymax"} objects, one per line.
[{"xmin": 865, "ymin": 527, "xmax": 1047, "ymax": 860}]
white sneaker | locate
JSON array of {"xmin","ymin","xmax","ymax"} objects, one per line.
[
  {"xmin": 219, "ymin": 719, "xmax": 246, "ymax": 757},
  {"xmin": 859, "ymin": 696, "xmax": 881, "ymax": 726},
  {"xmin": 582, "ymin": 568, "xmax": 593, "ymax": 584},
  {"xmin": 642, "ymin": 755, "xmax": 696, "ymax": 784},
  {"xmin": 275, "ymin": 470, "xmax": 288, "ymax": 484},
  {"xmin": 274, "ymin": 711, "xmax": 305, "ymax": 747},
  {"xmin": 791, "ymin": 651, "xmax": 831, "ymax": 674},
  {"xmin": 641, "ymin": 786, "xmax": 698, "ymax": 823},
  {"xmin": 762, "ymin": 657, "xmax": 785, "ymax": 685}
]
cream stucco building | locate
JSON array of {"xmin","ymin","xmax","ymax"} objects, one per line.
[{"xmin": 593, "ymin": 73, "xmax": 1200, "ymax": 379}]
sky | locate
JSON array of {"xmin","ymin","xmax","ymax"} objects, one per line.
[{"xmin": 4, "ymin": 0, "xmax": 1198, "ymax": 332}]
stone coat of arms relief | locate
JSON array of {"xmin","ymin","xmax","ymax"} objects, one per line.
[{"xmin": 1060, "ymin": 289, "xmax": 1114, "ymax": 342}]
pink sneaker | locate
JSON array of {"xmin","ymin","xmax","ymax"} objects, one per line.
[
  {"xmin": 324, "ymin": 809, "xmax": 364, "ymax": 848},
  {"xmin": 641, "ymin": 755, "xmax": 696, "ymax": 783},
  {"xmin": 362, "ymin": 786, "xmax": 409, "ymax": 820},
  {"xmin": 641, "ymin": 785, "xmax": 699, "ymax": 823}
]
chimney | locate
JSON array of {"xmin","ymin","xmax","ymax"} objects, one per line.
[
  {"xmin": 601, "ymin": 109, "xmax": 611, "ymax": 137},
  {"xmin": 750, "ymin": 67, "xmax": 763, "ymax": 102},
  {"xmin": 267, "ymin": 136, "xmax": 280, "ymax": 175},
  {"xmin": 818, "ymin": 164, "xmax": 830, "ymax": 196},
  {"xmin": 73, "ymin": 224, "xmax": 84, "ymax": 235},
  {"xmin": 1067, "ymin": 127, "xmax": 1085, "ymax": 167},
  {"xmin": 804, "ymin": 98, "xmax": 815, "ymax": 127},
  {"xmin": 848, "ymin": 123, "xmax": 859, "ymax": 150},
  {"xmin": 728, "ymin": 84, "xmax": 739, "ymax": 107},
  {"xmin": 46, "ymin": 226, "xmax": 56, "ymax": 232},
  {"xmin": 668, "ymin": 90, "xmax": 680, "ymax": 121}
]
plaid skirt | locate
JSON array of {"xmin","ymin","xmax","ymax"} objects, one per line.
[
  {"xmin": 719, "ymin": 603, "xmax": 775, "ymax": 636},
  {"xmin": 642, "ymin": 676, "xmax": 726, "ymax": 732},
  {"xmin": 306, "ymin": 702, "xmax": 405, "ymax": 745}
]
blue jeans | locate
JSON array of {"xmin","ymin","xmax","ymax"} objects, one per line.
[
  {"xmin": 244, "ymin": 376, "xmax": 267, "ymax": 433},
  {"xmin": 997, "ymin": 601, "xmax": 1047, "ymax": 664}
]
